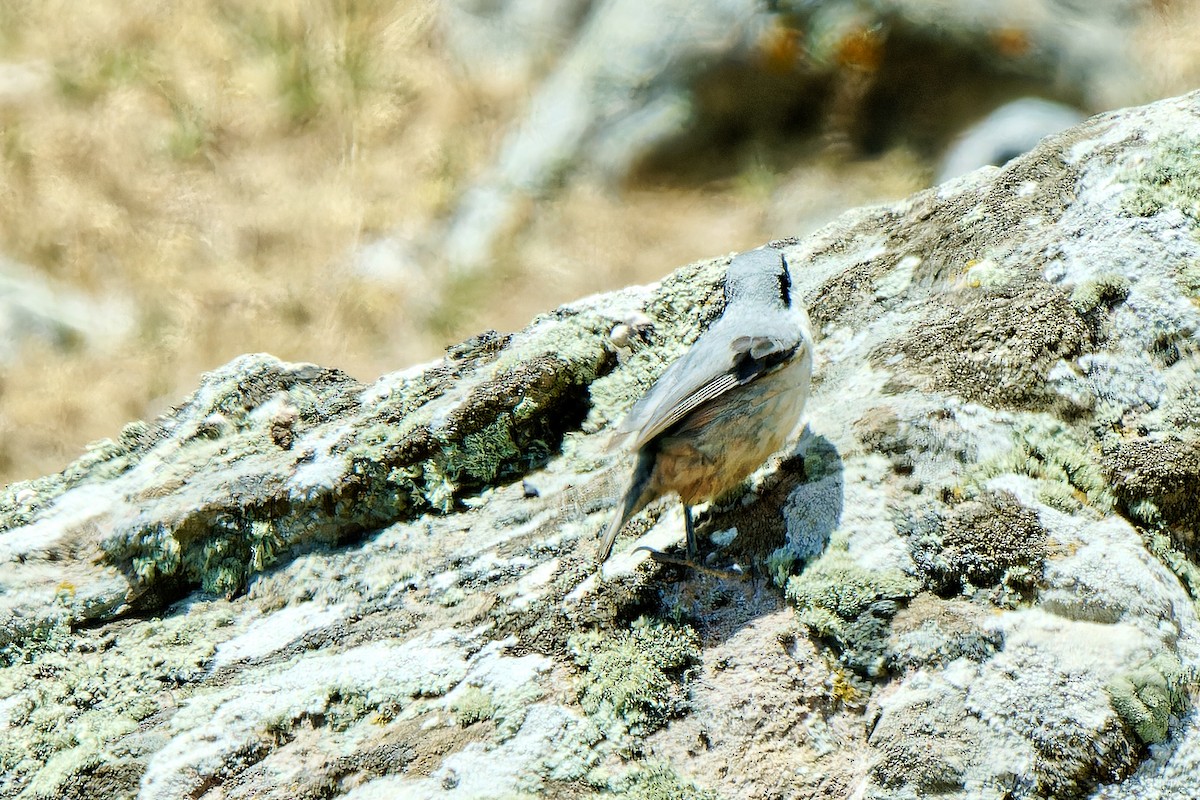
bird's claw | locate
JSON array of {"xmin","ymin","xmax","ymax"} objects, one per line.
[{"xmin": 632, "ymin": 546, "xmax": 746, "ymax": 580}]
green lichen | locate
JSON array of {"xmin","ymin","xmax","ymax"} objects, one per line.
[
  {"xmin": 644, "ymin": 259, "xmax": 727, "ymax": 332},
  {"xmin": 1106, "ymin": 652, "xmax": 1192, "ymax": 744},
  {"xmin": 432, "ymin": 324, "xmax": 612, "ymax": 500},
  {"xmin": 766, "ymin": 547, "xmax": 798, "ymax": 589},
  {"xmin": 1128, "ymin": 498, "xmax": 1163, "ymax": 527},
  {"xmin": 1034, "ymin": 480, "xmax": 1088, "ymax": 515},
  {"xmin": 569, "ymin": 617, "xmax": 700, "ymax": 744},
  {"xmin": 0, "ymin": 601, "xmax": 227, "ymax": 798},
  {"xmin": 116, "ymin": 511, "xmax": 293, "ymax": 600},
  {"xmin": 965, "ymin": 415, "xmax": 1113, "ymax": 513},
  {"xmin": 608, "ymin": 761, "xmax": 723, "ymax": 800},
  {"xmin": 492, "ymin": 688, "xmax": 540, "ymax": 741},
  {"xmin": 102, "ymin": 334, "xmax": 609, "ymax": 602},
  {"xmin": 0, "ymin": 616, "xmax": 74, "ymax": 669},
  {"xmin": 2, "ymin": 319, "xmax": 612, "ymax": 629},
  {"xmin": 1143, "ymin": 530, "xmax": 1200, "ymax": 601},
  {"xmin": 786, "ymin": 549, "xmax": 920, "ymax": 676},
  {"xmin": 324, "ymin": 688, "xmax": 397, "ymax": 732},
  {"xmin": 1121, "ymin": 138, "xmax": 1200, "ymax": 224},
  {"xmin": 449, "ymin": 682, "xmax": 545, "ymax": 741},
  {"xmin": 265, "ymin": 694, "xmax": 360, "ymax": 740},
  {"xmin": 803, "ymin": 442, "xmax": 839, "ymax": 483},
  {"xmin": 1069, "ymin": 274, "xmax": 1131, "ymax": 314},
  {"xmin": 1178, "ymin": 259, "xmax": 1200, "ymax": 301},
  {"xmin": 451, "ymin": 687, "xmax": 498, "ymax": 726},
  {"xmin": 436, "ymin": 418, "xmax": 525, "ymax": 485}
]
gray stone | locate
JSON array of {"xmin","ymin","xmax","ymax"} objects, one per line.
[
  {"xmin": 938, "ymin": 98, "xmax": 1087, "ymax": 183},
  {"xmin": 4, "ymin": 91, "xmax": 1200, "ymax": 800},
  {"xmin": 0, "ymin": 256, "xmax": 131, "ymax": 364},
  {"xmin": 426, "ymin": 0, "xmax": 1144, "ymax": 272}
]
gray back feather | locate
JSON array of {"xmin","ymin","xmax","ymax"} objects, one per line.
[{"xmin": 617, "ymin": 247, "xmax": 810, "ymax": 449}]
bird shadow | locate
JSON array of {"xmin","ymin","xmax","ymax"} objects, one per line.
[
  {"xmin": 707, "ymin": 431, "xmax": 842, "ymax": 568},
  {"xmin": 636, "ymin": 429, "xmax": 845, "ymax": 643}
]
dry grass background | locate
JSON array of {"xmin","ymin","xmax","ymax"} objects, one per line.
[{"xmin": 0, "ymin": 0, "xmax": 1198, "ymax": 484}]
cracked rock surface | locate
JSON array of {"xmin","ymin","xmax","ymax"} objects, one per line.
[{"xmin": 3, "ymin": 91, "xmax": 1200, "ymax": 799}]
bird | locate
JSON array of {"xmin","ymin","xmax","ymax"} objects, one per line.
[{"xmin": 597, "ymin": 247, "xmax": 814, "ymax": 572}]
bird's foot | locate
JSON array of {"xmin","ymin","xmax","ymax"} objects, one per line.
[{"xmin": 632, "ymin": 546, "xmax": 745, "ymax": 580}]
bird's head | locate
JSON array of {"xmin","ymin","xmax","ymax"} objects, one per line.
[{"xmin": 724, "ymin": 247, "xmax": 792, "ymax": 310}]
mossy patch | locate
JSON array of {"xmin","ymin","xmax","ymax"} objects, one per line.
[
  {"xmin": 965, "ymin": 415, "xmax": 1113, "ymax": 514},
  {"xmin": 874, "ymin": 276, "xmax": 1093, "ymax": 410},
  {"xmin": 607, "ymin": 760, "xmax": 722, "ymax": 800},
  {"xmin": 569, "ymin": 617, "xmax": 700, "ymax": 745},
  {"xmin": 1120, "ymin": 138, "xmax": 1200, "ymax": 224},
  {"xmin": 765, "ymin": 548, "xmax": 799, "ymax": 588},
  {"xmin": 786, "ymin": 549, "xmax": 919, "ymax": 676},
  {"xmin": 1069, "ymin": 273, "xmax": 1131, "ymax": 315},
  {"xmin": 0, "ymin": 601, "xmax": 229, "ymax": 798},
  {"xmin": 450, "ymin": 686, "xmax": 498, "ymax": 727},
  {"xmin": 905, "ymin": 491, "xmax": 1047, "ymax": 598},
  {"xmin": 1106, "ymin": 652, "xmax": 1193, "ymax": 745},
  {"xmin": 449, "ymin": 681, "xmax": 544, "ymax": 741}
]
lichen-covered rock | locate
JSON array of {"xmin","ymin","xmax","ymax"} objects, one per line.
[
  {"xmin": 4, "ymin": 92, "xmax": 1200, "ymax": 800},
  {"xmin": 906, "ymin": 490, "xmax": 1048, "ymax": 596},
  {"xmin": 875, "ymin": 276, "xmax": 1095, "ymax": 410},
  {"xmin": 786, "ymin": 550, "xmax": 921, "ymax": 676},
  {"xmin": 569, "ymin": 616, "xmax": 701, "ymax": 745},
  {"xmin": 1105, "ymin": 434, "xmax": 1200, "ymax": 554},
  {"xmin": 1107, "ymin": 652, "xmax": 1190, "ymax": 746}
]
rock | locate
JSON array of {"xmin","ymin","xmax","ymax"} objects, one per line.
[
  {"xmin": 439, "ymin": 0, "xmax": 594, "ymax": 91},
  {"xmin": 0, "ymin": 256, "xmax": 131, "ymax": 364},
  {"xmin": 427, "ymin": 0, "xmax": 1144, "ymax": 272},
  {"xmin": 435, "ymin": 0, "xmax": 768, "ymax": 272},
  {"xmin": 4, "ymin": 90, "xmax": 1200, "ymax": 799},
  {"xmin": 937, "ymin": 98, "xmax": 1086, "ymax": 182}
]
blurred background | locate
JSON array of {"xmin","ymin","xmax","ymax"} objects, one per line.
[{"xmin": 1, "ymin": 0, "xmax": 1198, "ymax": 485}]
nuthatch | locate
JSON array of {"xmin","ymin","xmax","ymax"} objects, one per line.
[{"xmin": 597, "ymin": 247, "xmax": 814, "ymax": 570}]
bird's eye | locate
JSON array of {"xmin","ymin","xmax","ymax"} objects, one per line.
[{"xmin": 777, "ymin": 270, "xmax": 791, "ymax": 306}]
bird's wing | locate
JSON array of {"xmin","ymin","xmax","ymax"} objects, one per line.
[{"xmin": 622, "ymin": 330, "xmax": 802, "ymax": 450}]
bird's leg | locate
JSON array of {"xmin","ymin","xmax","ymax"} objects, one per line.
[
  {"xmin": 684, "ymin": 504, "xmax": 698, "ymax": 559},
  {"xmin": 633, "ymin": 503, "xmax": 744, "ymax": 580}
]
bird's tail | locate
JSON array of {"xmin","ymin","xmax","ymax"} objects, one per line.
[{"xmin": 597, "ymin": 449, "xmax": 656, "ymax": 563}]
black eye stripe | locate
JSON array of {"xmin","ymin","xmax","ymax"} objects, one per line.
[{"xmin": 777, "ymin": 270, "xmax": 791, "ymax": 306}]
